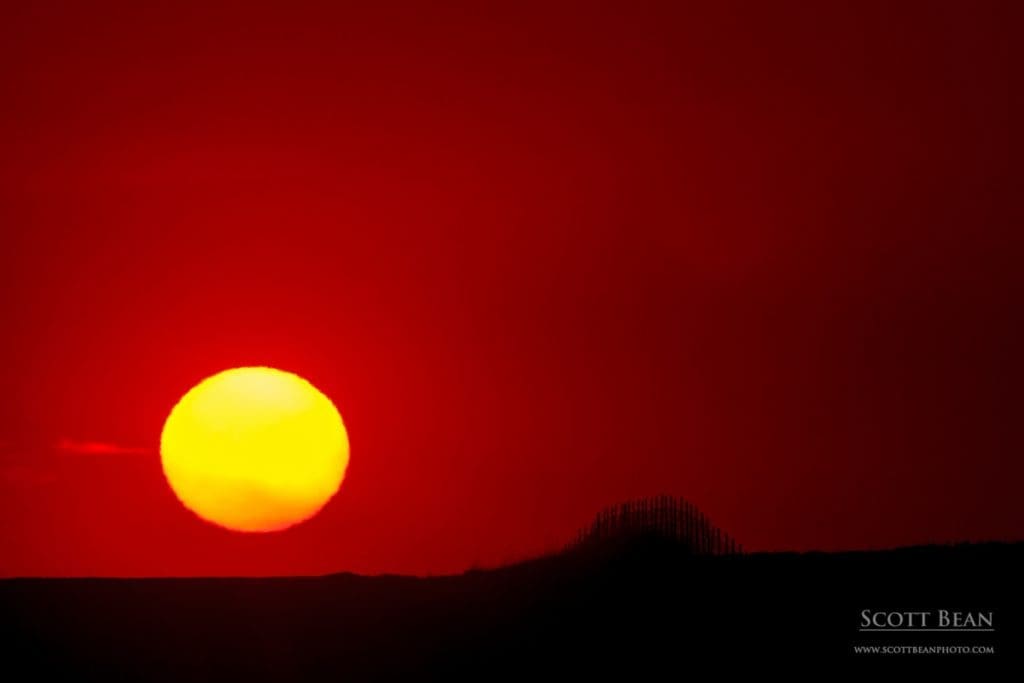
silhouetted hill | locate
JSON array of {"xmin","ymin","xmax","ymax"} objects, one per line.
[
  {"xmin": 2, "ymin": 538, "xmax": 1020, "ymax": 677},
  {"xmin": 567, "ymin": 495, "xmax": 742, "ymax": 555}
]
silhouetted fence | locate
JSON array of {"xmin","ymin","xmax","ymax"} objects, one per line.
[{"xmin": 568, "ymin": 495, "xmax": 742, "ymax": 556}]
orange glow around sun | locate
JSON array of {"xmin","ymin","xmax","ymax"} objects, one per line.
[{"xmin": 160, "ymin": 367, "xmax": 349, "ymax": 532}]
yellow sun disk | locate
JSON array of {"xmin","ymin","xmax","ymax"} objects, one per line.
[{"xmin": 160, "ymin": 367, "xmax": 349, "ymax": 532}]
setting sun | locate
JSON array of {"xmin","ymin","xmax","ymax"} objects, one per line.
[{"xmin": 160, "ymin": 367, "xmax": 349, "ymax": 532}]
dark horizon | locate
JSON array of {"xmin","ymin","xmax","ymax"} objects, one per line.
[{"xmin": 3, "ymin": 532, "xmax": 1020, "ymax": 674}]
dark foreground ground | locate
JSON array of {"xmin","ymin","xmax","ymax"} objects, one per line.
[{"xmin": 1, "ymin": 540, "xmax": 1020, "ymax": 678}]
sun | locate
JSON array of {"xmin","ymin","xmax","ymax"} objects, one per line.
[{"xmin": 160, "ymin": 367, "xmax": 349, "ymax": 532}]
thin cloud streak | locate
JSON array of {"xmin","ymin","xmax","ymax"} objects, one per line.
[{"xmin": 55, "ymin": 438, "xmax": 153, "ymax": 456}]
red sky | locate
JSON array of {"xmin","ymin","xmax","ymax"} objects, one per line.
[{"xmin": 0, "ymin": 1, "xmax": 1017, "ymax": 577}]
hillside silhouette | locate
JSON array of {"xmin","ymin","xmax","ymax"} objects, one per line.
[
  {"xmin": 1, "ymin": 497, "xmax": 1020, "ymax": 676},
  {"xmin": 568, "ymin": 495, "xmax": 741, "ymax": 555}
]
